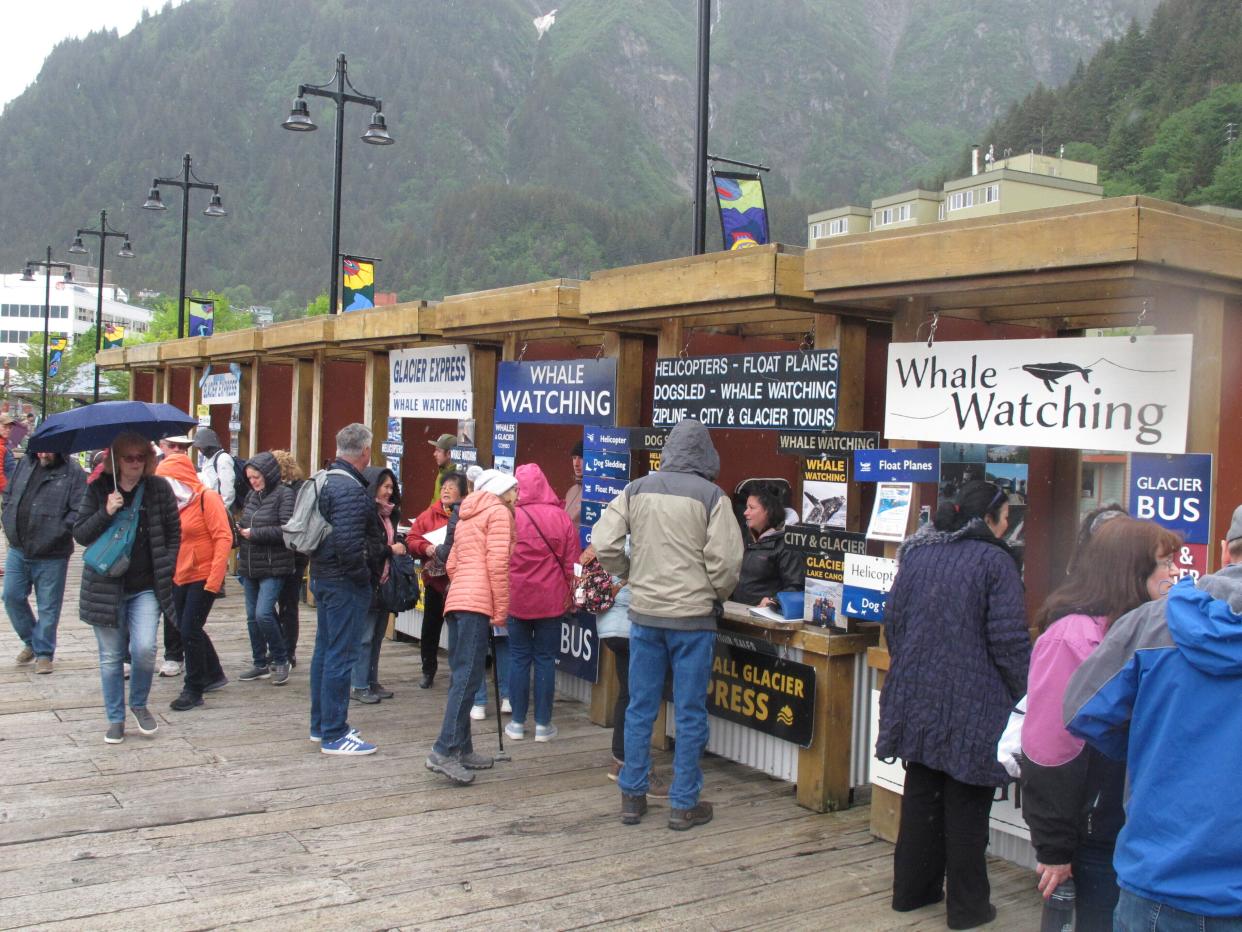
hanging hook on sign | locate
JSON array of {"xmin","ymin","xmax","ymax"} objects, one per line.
[
  {"xmin": 679, "ymin": 332, "xmax": 692, "ymax": 360},
  {"xmin": 915, "ymin": 310, "xmax": 940, "ymax": 348},
  {"xmin": 1129, "ymin": 299, "xmax": 1149, "ymax": 343},
  {"xmin": 517, "ymin": 341, "xmax": 528, "ymax": 362},
  {"xmin": 798, "ymin": 331, "xmax": 815, "ymax": 353},
  {"xmin": 594, "ymin": 341, "xmax": 605, "ymax": 361}
]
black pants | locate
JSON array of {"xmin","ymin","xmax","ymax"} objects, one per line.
[
  {"xmin": 420, "ymin": 585, "xmax": 446, "ymax": 676},
  {"xmin": 173, "ymin": 581, "xmax": 224, "ymax": 697},
  {"xmin": 604, "ymin": 636, "xmax": 630, "ymax": 762},
  {"xmin": 276, "ymin": 573, "xmax": 301, "ymax": 660},
  {"xmin": 892, "ymin": 761, "xmax": 994, "ymax": 928},
  {"xmin": 163, "ymin": 613, "xmax": 183, "ymax": 663}
]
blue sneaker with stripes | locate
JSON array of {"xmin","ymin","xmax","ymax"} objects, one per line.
[{"xmin": 320, "ymin": 731, "xmax": 377, "ymax": 756}]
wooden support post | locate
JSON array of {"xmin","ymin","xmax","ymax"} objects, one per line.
[
  {"xmin": 187, "ymin": 365, "xmax": 201, "ymax": 419},
  {"xmin": 364, "ymin": 350, "xmax": 391, "ymax": 464},
  {"xmin": 816, "ymin": 312, "xmax": 867, "ymax": 531},
  {"xmin": 471, "ymin": 345, "xmax": 498, "ymax": 467},
  {"xmin": 308, "ymin": 351, "xmax": 325, "ymax": 472},
  {"xmin": 153, "ymin": 367, "xmax": 168, "ymax": 405},
  {"xmin": 796, "ymin": 651, "xmax": 860, "ymax": 812},
  {"xmin": 236, "ymin": 358, "xmax": 258, "ymax": 460},
  {"xmin": 290, "ymin": 359, "xmax": 315, "ymax": 477}
]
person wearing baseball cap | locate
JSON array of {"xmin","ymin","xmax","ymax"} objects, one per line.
[
  {"xmin": 564, "ymin": 440, "xmax": 584, "ymax": 530},
  {"xmin": 428, "ymin": 433, "xmax": 459, "ymax": 507}
]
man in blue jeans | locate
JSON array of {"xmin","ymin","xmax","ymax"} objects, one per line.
[
  {"xmin": 308, "ymin": 423, "xmax": 384, "ymax": 756},
  {"xmin": 3, "ymin": 450, "xmax": 86, "ymax": 673},
  {"xmin": 593, "ymin": 419, "xmax": 742, "ymax": 830}
]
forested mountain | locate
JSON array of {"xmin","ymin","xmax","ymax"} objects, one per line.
[
  {"xmin": 979, "ymin": 0, "xmax": 1242, "ymax": 207},
  {"xmin": 0, "ymin": 0, "xmax": 1156, "ymax": 310}
]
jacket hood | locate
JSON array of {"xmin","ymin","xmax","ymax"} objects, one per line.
[
  {"xmin": 659, "ymin": 419, "xmax": 720, "ymax": 480},
  {"xmin": 897, "ymin": 517, "xmax": 1008, "ymax": 561},
  {"xmin": 248, "ymin": 452, "xmax": 281, "ymax": 492},
  {"xmin": 515, "ymin": 463, "xmax": 562, "ymax": 507},
  {"xmin": 363, "ymin": 466, "xmax": 402, "ymax": 509},
  {"xmin": 459, "ymin": 488, "xmax": 509, "ymax": 522},
  {"xmin": 1167, "ymin": 567, "xmax": 1242, "ymax": 676},
  {"xmin": 156, "ymin": 453, "xmax": 204, "ymax": 492}
]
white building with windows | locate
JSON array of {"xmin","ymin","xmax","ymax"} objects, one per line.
[{"xmin": 0, "ymin": 265, "xmax": 152, "ymax": 366}]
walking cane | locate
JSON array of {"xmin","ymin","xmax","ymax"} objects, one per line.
[{"xmin": 489, "ymin": 625, "xmax": 511, "ymax": 762}]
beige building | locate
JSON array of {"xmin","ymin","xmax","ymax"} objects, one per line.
[
  {"xmin": 807, "ymin": 205, "xmax": 872, "ymax": 243},
  {"xmin": 869, "ymin": 189, "xmax": 943, "ymax": 231}
]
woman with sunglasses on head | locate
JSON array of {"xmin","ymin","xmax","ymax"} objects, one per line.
[
  {"xmin": 877, "ymin": 480, "xmax": 1031, "ymax": 930},
  {"xmin": 73, "ymin": 433, "xmax": 181, "ymax": 745},
  {"xmin": 1021, "ymin": 517, "xmax": 1180, "ymax": 930}
]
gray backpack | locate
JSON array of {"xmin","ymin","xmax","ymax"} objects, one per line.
[{"xmin": 281, "ymin": 468, "xmax": 354, "ymax": 556}]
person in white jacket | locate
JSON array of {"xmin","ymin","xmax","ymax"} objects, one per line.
[{"xmin": 193, "ymin": 428, "xmax": 236, "ymax": 511}]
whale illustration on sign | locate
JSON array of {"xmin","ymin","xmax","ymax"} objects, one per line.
[{"xmin": 1022, "ymin": 362, "xmax": 1093, "ymax": 392}]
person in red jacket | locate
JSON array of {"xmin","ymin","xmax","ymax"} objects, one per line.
[
  {"xmin": 407, "ymin": 471, "xmax": 468, "ymax": 688},
  {"xmin": 503, "ymin": 462, "xmax": 579, "ymax": 744}
]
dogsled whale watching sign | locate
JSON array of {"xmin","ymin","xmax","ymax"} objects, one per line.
[
  {"xmin": 652, "ymin": 350, "xmax": 839, "ymax": 429},
  {"xmin": 389, "ymin": 345, "xmax": 473, "ymax": 417},
  {"xmin": 884, "ymin": 335, "xmax": 1193, "ymax": 454},
  {"xmin": 496, "ymin": 359, "xmax": 617, "ymax": 426}
]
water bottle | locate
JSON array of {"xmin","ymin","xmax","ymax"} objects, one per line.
[{"xmin": 1040, "ymin": 877, "xmax": 1076, "ymax": 932}]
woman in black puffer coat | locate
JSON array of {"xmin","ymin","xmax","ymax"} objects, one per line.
[
  {"xmin": 236, "ymin": 452, "xmax": 295, "ymax": 684},
  {"xmin": 731, "ymin": 484, "xmax": 804, "ymax": 609}
]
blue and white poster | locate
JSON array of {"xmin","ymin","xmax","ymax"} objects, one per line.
[
  {"xmin": 842, "ymin": 553, "xmax": 898, "ymax": 622},
  {"xmin": 492, "ymin": 421, "xmax": 517, "ymax": 475},
  {"xmin": 555, "ymin": 612, "xmax": 599, "ymax": 683},
  {"xmin": 853, "ymin": 448, "xmax": 940, "ymax": 483},
  {"xmin": 1130, "ymin": 452, "xmax": 1212, "ymax": 581},
  {"xmin": 496, "ymin": 359, "xmax": 617, "ymax": 426}
]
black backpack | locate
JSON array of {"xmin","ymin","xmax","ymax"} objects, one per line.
[{"xmin": 213, "ymin": 450, "xmax": 250, "ymax": 511}]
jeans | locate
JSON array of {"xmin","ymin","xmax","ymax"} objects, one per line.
[
  {"xmin": 173, "ymin": 581, "xmax": 225, "ymax": 696},
  {"xmin": 3, "ymin": 548, "xmax": 69, "ymax": 659},
  {"xmin": 603, "ymin": 636, "xmax": 630, "ymax": 762},
  {"xmin": 1072, "ymin": 840, "xmax": 1119, "ymax": 932},
  {"xmin": 619, "ymin": 623, "xmax": 715, "ymax": 810},
  {"xmin": 93, "ymin": 590, "xmax": 160, "ymax": 723},
  {"xmin": 507, "ymin": 616, "xmax": 560, "ymax": 727},
  {"xmin": 420, "ymin": 584, "xmax": 446, "ymax": 676},
  {"xmin": 1114, "ymin": 889, "xmax": 1242, "ymax": 931},
  {"xmin": 242, "ymin": 576, "xmax": 288, "ymax": 666},
  {"xmin": 163, "ymin": 612, "xmax": 183, "ymax": 663},
  {"xmin": 309, "ymin": 576, "xmax": 369, "ymax": 743},
  {"xmin": 891, "ymin": 761, "xmax": 994, "ymax": 928},
  {"xmin": 351, "ymin": 606, "xmax": 388, "ymax": 690},
  {"xmin": 276, "ymin": 572, "xmax": 301, "ymax": 659},
  {"xmin": 433, "ymin": 611, "xmax": 490, "ymax": 758},
  {"xmin": 474, "ymin": 635, "xmax": 509, "ymax": 706}
]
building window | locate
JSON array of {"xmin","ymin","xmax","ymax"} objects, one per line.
[
  {"xmin": 874, "ymin": 207, "xmax": 894, "ymax": 227},
  {"xmin": 939, "ymin": 202, "xmax": 946, "ymax": 221},
  {"xmin": 896, "ymin": 204, "xmax": 911, "ymax": 222},
  {"xmin": 947, "ymin": 190, "xmax": 976, "ymax": 212},
  {"xmin": 983, "ymin": 184, "xmax": 999, "ymax": 204},
  {"xmin": 828, "ymin": 217, "xmax": 848, "ymax": 236}
]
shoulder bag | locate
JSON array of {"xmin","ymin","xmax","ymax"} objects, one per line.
[{"xmin": 83, "ymin": 482, "xmax": 146, "ymax": 578}]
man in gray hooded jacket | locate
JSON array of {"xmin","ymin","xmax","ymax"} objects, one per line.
[{"xmin": 593, "ymin": 419, "xmax": 742, "ymax": 830}]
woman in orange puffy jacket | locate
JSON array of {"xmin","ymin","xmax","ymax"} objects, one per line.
[
  {"xmin": 425, "ymin": 469, "xmax": 516, "ymax": 786},
  {"xmin": 154, "ymin": 453, "xmax": 234, "ymax": 712}
]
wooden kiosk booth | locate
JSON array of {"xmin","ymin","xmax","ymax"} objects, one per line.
[{"xmin": 802, "ymin": 195, "xmax": 1242, "ymax": 864}]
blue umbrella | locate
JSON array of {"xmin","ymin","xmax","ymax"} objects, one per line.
[{"xmin": 27, "ymin": 401, "xmax": 198, "ymax": 455}]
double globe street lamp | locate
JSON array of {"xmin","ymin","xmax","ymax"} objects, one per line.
[
  {"xmin": 281, "ymin": 53, "xmax": 393, "ymax": 316},
  {"xmin": 19, "ymin": 248, "xmax": 73, "ymax": 418},
  {"xmin": 142, "ymin": 154, "xmax": 226, "ymax": 338},
  {"xmin": 68, "ymin": 210, "xmax": 134, "ymax": 402}
]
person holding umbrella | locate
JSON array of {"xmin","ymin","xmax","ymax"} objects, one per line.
[{"xmin": 73, "ymin": 432, "xmax": 181, "ymax": 744}]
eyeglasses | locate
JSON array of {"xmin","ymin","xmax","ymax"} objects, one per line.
[
  {"xmin": 118, "ymin": 453, "xmax": 147, "ymax": 463},
  {"xmin": 1159, "ymin": 558, "xmax": 1178, "ymax": 573}
]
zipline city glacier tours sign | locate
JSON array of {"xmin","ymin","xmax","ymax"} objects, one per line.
[
  {"xmin": 652, "ymin": 350, "xmax": 839, "ymax": 429},
  {"xmin": 884, "ymin": 335, "xmax": 1193, "ymax": 454},
  {"xmin": 389, "ymin": 345, "xmax": 473, "ymax": 418}
]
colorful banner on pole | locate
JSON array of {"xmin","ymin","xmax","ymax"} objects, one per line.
[
  {"xmin": 342, "ymin": 256, "xmax": 375, "ymax": 312},
  {"xmin": 48, "ymin": 337, "xmax": 68, "ymax": 378},
  {"xmin": 103, "ymin": 324, "xmax": 125, "ymax": 349},
  {"xmin": 187, "ymin": 299, "xmax": 214, "ymax": 337},
  {"xmin": 712, "ymin": 170, "xmax": 769, "ymax": 250}
]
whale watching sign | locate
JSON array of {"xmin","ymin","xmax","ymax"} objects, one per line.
[{"xmin": 884, "ymin": 335, "xmax": 1192, "ymax": 454}]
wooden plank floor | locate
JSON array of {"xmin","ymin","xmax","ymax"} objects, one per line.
[{"xmin": 0, "ymin": 549, "xmax": 1043, "ymax": 930}]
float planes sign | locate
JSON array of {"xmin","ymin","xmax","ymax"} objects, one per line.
[{"xmin": 884, "ymin": 335, "xmax": 1192, "ymax": 454}]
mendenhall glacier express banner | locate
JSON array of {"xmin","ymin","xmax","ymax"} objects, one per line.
[{"xmin": 884, "ymin": 335, "xmax": 1193, "ymax": 454}]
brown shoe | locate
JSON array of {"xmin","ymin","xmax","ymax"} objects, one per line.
[
  {"xmin": 607, "ymin": 758, "xmax": 621, "ymax": 782},
  {"xmin": 621, "ymin": 793, "xmax": 648, "ymax": 826},
  {"xmin": 668, "ymin": 800, "xmax": 713, "ymax": 831},
  {"xmin": 646, "ymin": 770, "xmax": 670, "ymax": 800},
  {"xmin": 16, "ymin": 646, "xmax": 34, "ymax": 664},
  {"xmin": 34, "ymin": 657, "xmax": 53, "ymax": 674}
]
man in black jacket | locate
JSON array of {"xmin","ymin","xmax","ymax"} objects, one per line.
[
  {"xmin": 3, "ymin": 451, "xmax": 86, "ymax": 673},
  {"xmin": 308, "ymin": 423, "xmax": 380, "ymax": 756}
]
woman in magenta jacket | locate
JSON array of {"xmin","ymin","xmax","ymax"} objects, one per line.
[{"xmin": 503, "ymin": 462, "xmax": 580, "ymax": 743}]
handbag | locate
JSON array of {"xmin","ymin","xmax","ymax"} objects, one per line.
[
  {"xmin": 573, "ymin": 557, "xmax": 616, "ymax": 613},
  {"xmin": 380, "ymin": 552, "xmax": 421, "ymax": 613},
  {"xmin": 83, "ymin": 482, "xmax": 146, "ymax": 578}
]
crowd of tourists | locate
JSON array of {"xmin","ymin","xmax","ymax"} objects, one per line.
[{"xmin": 4, "ymin": 411, "xmax": 1241, "ymax": 929}]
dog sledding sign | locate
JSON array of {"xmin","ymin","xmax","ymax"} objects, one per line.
[{"xmin": 884, "ymin": 335, "xmax": 1193, "ymax": 454}]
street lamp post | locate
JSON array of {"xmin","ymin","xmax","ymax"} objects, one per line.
[
  {"xmin": 142, "ymin": 154, "xmax": 226, "ymax": 338},
  {"xmin": 68, "ymin": 210, "xmax": 134, "ymax": 402},
  {"xmin": 281, "ymin": 53, "xmax": 393, "ymax": 315},
  {"xmin": 19, "ymin": 248, "xmax": 73, "ymax": 418}
]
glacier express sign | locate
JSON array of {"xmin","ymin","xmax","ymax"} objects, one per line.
[
  {"xmin": 389, "ymin": 345, "xmax": 473, "ymax": 418},
  {"xmin": 884, "ymin": 336, "xmax": 1192, "ymax": 454}
]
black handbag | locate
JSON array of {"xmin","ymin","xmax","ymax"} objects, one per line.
[{"xmin": 380, "ymin": 552, "xmax": 421, "ymax": 613}]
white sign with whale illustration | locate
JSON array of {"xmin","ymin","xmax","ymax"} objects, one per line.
[{"xmin": 885, "ymin": 335, "xmax": 1193, "ymax": 454}]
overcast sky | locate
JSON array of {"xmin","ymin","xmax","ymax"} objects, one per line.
[{"xmin": 1, "ymin": 2, "xmax": 186, "ymax": 109}]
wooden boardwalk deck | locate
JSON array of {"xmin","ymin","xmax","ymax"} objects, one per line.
[{"xmin": 0, "ymin": 554, "xmax": 1043, "ymax": 930}]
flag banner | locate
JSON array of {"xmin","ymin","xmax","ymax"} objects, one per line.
[
  {"xmin": 188, "ymin": 298, "xmax": 215, "ymax": 337},
  {"xmin": 48, "ymin": 337, "xmax": 68, "ymax": 378},
  {"xmin": 342, "ymin": 256, "xmax": 375, "ymax": 312},
  {"xmin": 712, "ymin": 170, "xmax": 769, "ymax": 250},
  {"xmin": 103, "ymin": 324, "xmax": 125, "ymax": 349}
]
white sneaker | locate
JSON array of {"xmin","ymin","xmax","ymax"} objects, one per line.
[
  {"xmin": 535, "ymin": 724, "xmax": 558, "ymax": 743},
  {"xmin": 123, "ymin": 663, "xmax": 131, "ymax": 680},
  {"xmin": 501, "ymin": 698, "xmax": 512, "ymax": 714},
  {"xmin": 470, "ymin": 704, "xmax": 486, "ymax": 721},
  {"xmin": 159, "ymin": 660, "xmax": 183, "ymax": 677},
  {"xmin": 504, "ymin": 721, "xmax": 525, "ymax": 741}
]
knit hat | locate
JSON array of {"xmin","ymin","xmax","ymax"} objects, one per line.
[
  {"xmin": 1227, "ymin": 504, "xmax": 1242, "ymax": 544},
  {"xmin": 465, "ymin": 465, "xmax": 483, "ymax": 485},
  {"xmin": 475, "ymin": 469, "xmax": 517, "ymax": 498},
  {"xmin": 193, "ymin": 427, "xmax": 222, "ymax": 451},
  {"xmin": 571, "ymin": 440, "xmax": 584, "ymax": 457},
  {"xmin": 428, "ymin": 433, "xmax": 457, "ymax": 451}
]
